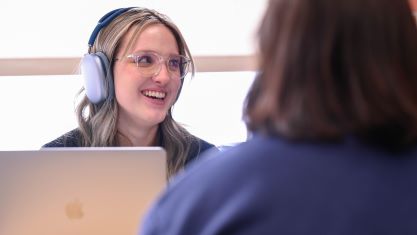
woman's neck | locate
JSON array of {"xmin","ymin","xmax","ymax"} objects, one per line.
[{"xmin": 117, "ymin": 125, "xmax": 158, "ymax": 146}]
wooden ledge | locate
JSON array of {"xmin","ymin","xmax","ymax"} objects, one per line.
[{"xmin": 0, "ymin": 55, "xmax": 258, "ymax": 76}]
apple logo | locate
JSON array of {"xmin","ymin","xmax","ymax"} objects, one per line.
[{"xmin": 65, "ymin": 198, "xmax": 84, "ymax": 220}]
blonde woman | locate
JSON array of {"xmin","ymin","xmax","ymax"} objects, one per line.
[{"xmin": 43, "ymin": 7, "xmax": 216, "ymax": 178}]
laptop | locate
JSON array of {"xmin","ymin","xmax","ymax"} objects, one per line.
[{"xmin": 0, "ymin": 147, "xmax": 167, "ymax": 235}]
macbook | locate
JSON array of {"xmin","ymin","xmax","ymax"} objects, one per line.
[{"xmin": 0, "ymin": 147, "xmax": 167, "ymax": 235}]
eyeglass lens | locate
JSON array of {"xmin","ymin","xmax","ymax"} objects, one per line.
[{"xmin": 130, "ymin": 52, "xmax": 189, "ymax": 79}]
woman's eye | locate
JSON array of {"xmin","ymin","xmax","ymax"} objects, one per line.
[
  {"xmin": 168, "ymin": 58, "xmax": 181, "ymax": 70},
  {"xmin": 135, "ymin": 55, "xmax": 154, "ymax": 66}
]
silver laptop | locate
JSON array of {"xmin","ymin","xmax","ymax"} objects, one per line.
[{"xmin": 0, "ymin": 147, "xmax": 167, "ymax": 235}]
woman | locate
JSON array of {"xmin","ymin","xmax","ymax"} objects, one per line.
[
  {"xmin": 43, "ymin": 7, "xmax": 216, "ymax": 178},
  {"xmin": 140, "ymin": 0, "xmax": 417, "ymax": 234}
]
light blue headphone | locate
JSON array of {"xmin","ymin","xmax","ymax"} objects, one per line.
[{"xmin": 81, "ymin": 7, "xmax": 134, "ymax": 104}]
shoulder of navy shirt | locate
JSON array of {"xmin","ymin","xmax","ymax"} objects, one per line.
[{"xmin": 140, "ymin": 134, "xmax": 417, "ymax": 235}]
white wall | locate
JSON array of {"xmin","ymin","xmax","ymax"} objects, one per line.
[
  {"xmin": 1, "ymin": 0, "xmax": 267, "ymax": 57},
  {"xmin": 0, "ymin": 72, "xmax": 255, "ymax": 150}
]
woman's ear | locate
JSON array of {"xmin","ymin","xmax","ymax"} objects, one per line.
[
  {"xmin": 409, "ymin": 0, "xmax": 417, "ymax": 26},
  {"xmin": 410, "ymin": 0, "xmax": 417, "ymax": 10}
]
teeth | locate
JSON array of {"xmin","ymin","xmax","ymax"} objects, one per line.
[{"xmin": 143, "ymin": 90, "xmax": 166, "ymax": 99}]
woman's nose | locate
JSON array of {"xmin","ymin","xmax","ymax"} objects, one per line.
[{"xmin": 152, "ymin": 63, "xmax": 171, "ymax": 84}]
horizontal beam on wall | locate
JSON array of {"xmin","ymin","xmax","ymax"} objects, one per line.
[{"xmin": 0, "ymin": 55, "xmax": 258, "ymax": 76}]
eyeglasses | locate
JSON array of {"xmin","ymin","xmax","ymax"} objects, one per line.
[{"xmin": 117, "ymin": 51, "xmax": 191, "ymax": 80}]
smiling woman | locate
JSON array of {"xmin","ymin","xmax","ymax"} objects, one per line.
[
  {"xmin": 0, "ymin": 1, "xmax": 264, "ymax": 161},
  {"xmin": 40, "ymin": 7, "xmax": 218, "ymax": 178}
]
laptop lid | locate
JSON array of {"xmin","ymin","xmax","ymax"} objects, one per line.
[{"xmin": 0, "ymin": 147, "xmax": 167, "ymax": 235}]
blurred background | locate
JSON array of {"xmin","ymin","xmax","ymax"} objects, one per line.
[{"xmin": 0, "ymin": 0, "xmax": 267, "ymax": 150}]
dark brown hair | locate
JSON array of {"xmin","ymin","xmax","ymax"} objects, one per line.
[{"xmin": 244, "ymin": 0, "xmax": 417, "ymax": 148}]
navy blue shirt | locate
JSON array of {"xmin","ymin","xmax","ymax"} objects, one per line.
[{"xmin": 140, "ymin": 134, "xmax": 417, "ymax": 235}]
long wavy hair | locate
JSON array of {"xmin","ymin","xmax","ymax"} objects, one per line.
[
  {"xmin": 76, "ymin": 7, "xmax": 199, "ymax": 177},
  {"xmin": 244, "ymin": 0, "xmax": 417, "ymax": 150}
]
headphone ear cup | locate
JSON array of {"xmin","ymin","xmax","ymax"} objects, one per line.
[{"xmin": 81, "ymin": 52, "xmax": 112, "ymax": 103}]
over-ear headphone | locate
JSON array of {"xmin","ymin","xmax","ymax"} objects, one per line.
[{"xmin": 81, "ymin": 7, "xmax": 134, "ymax": 104}]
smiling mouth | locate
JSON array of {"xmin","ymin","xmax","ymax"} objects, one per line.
[{"xmin": 142, "ymin": 90, "xmax": 166, "ymax": 100}]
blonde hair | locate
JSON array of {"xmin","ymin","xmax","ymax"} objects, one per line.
[{"xmin": 76, "ymin": 7, "xmax": 199, "ymax": 177}]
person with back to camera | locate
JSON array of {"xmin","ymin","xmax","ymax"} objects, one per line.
[
  {"xmin": 139, "ymin": 0, "xmax": 417, "ymax": 234},
  {"xmin": 42, "ymin": 7, "xmax": 217, "ymax": 178}
]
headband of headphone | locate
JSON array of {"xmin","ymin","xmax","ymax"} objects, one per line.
[
  {"xmin": 88, "ymin": 7, "xmax": 134, "ymax": 50},
  {"xmin": 82, "ymin": 7, "xmax": 134, "ymax": 104}
]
